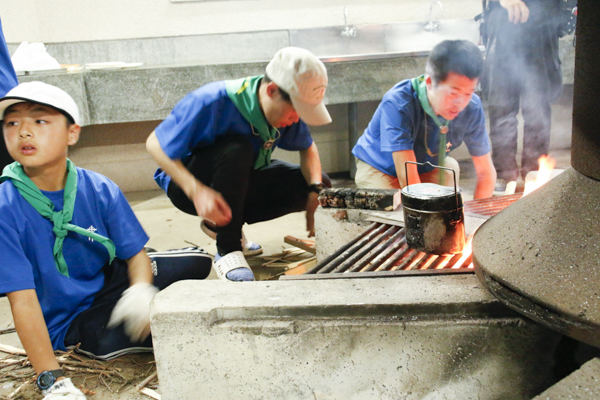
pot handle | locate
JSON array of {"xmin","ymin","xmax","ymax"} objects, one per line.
[{"xmin": 404, "ymin": 161, "xmax": 460, "ymax": 209}]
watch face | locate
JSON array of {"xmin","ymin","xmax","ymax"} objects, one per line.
[{"xmin": 38, "ymin": 371, "xmax": 56, "ymax": 390}]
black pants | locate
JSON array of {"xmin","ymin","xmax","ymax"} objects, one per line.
[
  {"xmin": 483, "ymin": 2, "xmax": 562, "ymax": 181},
  {"xmin": 64, "ymin": 248, "xmax": 212, "ymax": 360},
  {"xmin": 167, "ymin": 135, "xmax": 330, "ymax": 254}
]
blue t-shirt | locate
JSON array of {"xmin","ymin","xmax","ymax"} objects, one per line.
[
  {"xmin": 0, "ymin": 168, "xmax": 149, "ymax": 350},
  {"xmin": 153, "ymin": 80, "xmax": 314, "ymax": 191},
  {"xmin": 0, "ymin": 18, "xmax": 18, "ymax": 97},
  {"xmin": 352, "ymin": 79, "xmax": 490, "ymax": 176}
]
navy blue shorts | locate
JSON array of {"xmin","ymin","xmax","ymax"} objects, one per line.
[{"xmin": 64, "ymin": 247, "xmax": 212, "ymax": 360}]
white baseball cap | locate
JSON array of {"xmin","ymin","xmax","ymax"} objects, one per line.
[
  {"xmin": 0, "ymin": 81, "xmax": 81, "ymax": 125},
  {"xmin": 266, "ymin": 47, "xmax": 332, "ymax": 126}
]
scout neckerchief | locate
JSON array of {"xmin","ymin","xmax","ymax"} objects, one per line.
[
  {"xmin": 0, "ymin": 160, "xmax": 116, "ymax": 277},
  {"xmin": 225, "ymin": 75, "xmax": 280, "ymax": 170},
  {"xmin": 411, "ymin": 74, "xmax": 450, "ymax": 185}
]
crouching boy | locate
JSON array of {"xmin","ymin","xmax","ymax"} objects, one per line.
[{"xmin": 0, "ymin": 82, "xmax": 212, "ymax": 399}]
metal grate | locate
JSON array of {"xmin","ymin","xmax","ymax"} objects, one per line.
[
  {"xmin": 464, "ymin": 194, "xmax": 522, "ymax": 218},
  {"xmin": 282, "ymin": 195, "xmax": 521, "ymax": 281},
  {"xmin": 281, "ymin": 222, "xmax": 473, "ymax": 280}
]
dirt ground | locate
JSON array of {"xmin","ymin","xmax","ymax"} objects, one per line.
[{"xmin": 0, "ymin": 347, "xmax": 158, "ymax": 400}]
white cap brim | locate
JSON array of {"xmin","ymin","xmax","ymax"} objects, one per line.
[
  {"xmin": 0, "ymin": 98, "xmax": 27, "ymax": 120},
  {"xmin": 291, "ymin": 97, "xmax": 332, "ymax": 126},
  {"xmin": 0, "ymin": 82, "xmax": 81, "ymax": 125}
]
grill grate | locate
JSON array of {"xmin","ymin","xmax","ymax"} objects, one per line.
[
  {"xmin": 282, "ymin": 195, "xmax": 520, "ymax": 281},
  {"xmin": 281, "ymin": 222, "xmax": 473, "ymax": 280},
  {"xmin": 464, "ymin": 193, "xmax": 522, "ymax": 218}
]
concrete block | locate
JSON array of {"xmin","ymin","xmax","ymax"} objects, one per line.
[
  {"xmin": 151, "ymin": 277, "xmax": 560, "ymax": 400},
  {"xmin": 533, "ymin": 357, "xmax": 600, "ymax": 400},
  {"xmin": 314, "ymin": 207, "xmax": 372, "ymax": 262}
]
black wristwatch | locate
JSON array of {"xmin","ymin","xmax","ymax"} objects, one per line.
[
  {"xmin": 37, "ymin": 369, "xmax": 64, "ymax": 391},
  {"xmin": 308, "ymin": 182, "xmax": 325, "ymax": 194}
]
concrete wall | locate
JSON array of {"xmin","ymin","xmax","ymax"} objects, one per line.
[
  {"xmin": 151, "ymin": 278, "xmax": 561, "ymax": 400},
  {"xmin": 1, "ymin": 0, "xmax": 481, "ymax": 43}
]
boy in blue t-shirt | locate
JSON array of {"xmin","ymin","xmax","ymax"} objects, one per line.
[
  {"xmin": 0, "ymin": 82, "xmax": 211, "ymax": 399},
  {"xmin": 352, "ymin": 40, "xmax": 497, "ymax": 199}
]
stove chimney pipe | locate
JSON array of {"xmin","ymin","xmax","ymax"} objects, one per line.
[{"xmin": 473, "ymin": 0, "xmax": 600, "ymax": 348}]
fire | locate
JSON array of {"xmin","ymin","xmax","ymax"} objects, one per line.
[
  {"xmin": 523, "ymin": 155, "xmax": 556, "ymax": 196},
  {"xmin": 452, "ymin": 236, "xmax": 473, "ymax": 269}
]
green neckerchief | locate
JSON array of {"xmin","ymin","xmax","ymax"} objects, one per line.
[
  {"xmin": 225, "ymin": 75, "xmax": 278, "ymax": 170},
  {"xmin": 0, "ymin": 160, "xmax": 116, "ymax": 277},
  {"xmin": 411, "ymin": 74, "xmax": 449, "ymax": 184}
]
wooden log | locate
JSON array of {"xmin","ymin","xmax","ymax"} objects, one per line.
[{"xmin": 283, "ymin": 236, "xmax": 316, "ymax": 254}]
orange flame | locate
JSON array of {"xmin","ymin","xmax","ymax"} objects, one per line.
[
  {"xmin": 452, "ymin": 236, "xmax": 473, "ymax": 269},
  {"xmin": 523, "ymin": 155, "xmax": 556, "ymax": 196}
]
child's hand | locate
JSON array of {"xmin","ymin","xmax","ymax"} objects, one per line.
[
  {"xmin": 42, "ymin": 378, "xmax": 86, "ymax": 399},
  {"xmin": 108, "ymin": 283, "xmax": 159, "ymax": 342}
]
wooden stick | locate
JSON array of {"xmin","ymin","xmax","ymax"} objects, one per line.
[
  {"xmin": 140, "ymin": 387, "xmax": 162, "ymax": 399},
  {"xmin": 0, "ymin": 344, "xmax": 26, "ymax": 356},
  {"xmin": 0, "ymin": 328, "xmax": 16, "ymax": 335},
  {"xmin": 7, "ymin": 381, "xmax": 28, "ymax": 399},
  {"xmin": 137, "ymin": 371, "xmax": 158, "ymax": 390},
  {"xmin": 284, "ymin": 236, "xmax": 316, "ymax": 254}
]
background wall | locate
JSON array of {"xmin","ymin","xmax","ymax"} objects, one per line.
[{"xmin": 0, "ymin": 0, "xmax": 480, "ymax": 43}]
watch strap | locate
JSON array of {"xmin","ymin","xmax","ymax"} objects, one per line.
[{"xmin": 308, "ymin": 182, "xmax": 324, "ymax": 194}]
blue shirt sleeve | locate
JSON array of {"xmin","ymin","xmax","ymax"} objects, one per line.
[
  {"xmin": 461, "ymin": 96, "xmax": 491, "ymax": 157},
  {"xmin": 379, "ymin": 98, "xmax": 415, "ymax": 153},
  {"xmin": 155, "ymin": 82, "xmax": 230, "ymax": 160},
  {"xmin": 0, "ymin": 18, "xmax": 18, "ymax": 97},
  {"xmin": 276, "ymin": 121, "xmax": 313, "ymax": 151}
]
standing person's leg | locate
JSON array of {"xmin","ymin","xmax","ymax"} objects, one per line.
[
  {"xmin": 64, "ymin": 249, "xmax": 212, "ymax": 360},
  {"xmin": 243, "ymin": 159, "xmax": 331, "ymax": 224},
  {"xmin": 485, "ymin": 9, "xmax": 522, "ymax": 184},
  {"xmin": 519, "ymin": 23, "xmax": 561, "ymax": 180},
  {"xmin": 520, "ymin": 85, "xmax": 552, "ymax": 179},
  {"xmin": 488, "ymin": 69, "xmax": 521, "ymax": 183}
]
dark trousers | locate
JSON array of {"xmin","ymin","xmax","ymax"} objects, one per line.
[
  {"xmin": 64, "ymin": 248, "xmax": 212, "ymax": 360},
  {"xmin": 167, "ymin": 135, "xmax": 330, "ymax": 254},
  {"xmin": 484, "ymin": 3, "xmax": 562, "ymax": 181}
]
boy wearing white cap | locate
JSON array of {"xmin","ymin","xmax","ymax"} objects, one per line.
[
  {"xmin": 146, "ymin": 47, "xmax": 332, "ymax": 282},
  {"xmin": 0, "ymin": 82, "xmax": 212, "ymax": 399}
]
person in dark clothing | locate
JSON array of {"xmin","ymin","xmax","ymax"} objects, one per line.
[{"xmin": 483, "ymin": 0, "xmax": 563, "ymax": 191}]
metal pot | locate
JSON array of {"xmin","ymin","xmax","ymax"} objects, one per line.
[{"xmin": 401, "ymin": 162, "xmax": 465, "ymax": 255}]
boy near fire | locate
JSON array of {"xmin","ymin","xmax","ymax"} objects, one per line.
[
  {"xmin": 0, "ymin": 82, "xmax": 211, "ymax": 399},
  {"xmin": 352, "ymin": 40, "xmax": 496, "ymax": 199}
]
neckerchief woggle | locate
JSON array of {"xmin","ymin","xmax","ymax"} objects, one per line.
[
  {"xmin": 0, "ymin": 160, "xmax": 116, "ymax": 277},
  {"xmin": 411, "ymin": 74, "xmax": 449, "ymax": 185},
  {"xmin": 225, "ymin": 75, "xmax": 278, "ymax": 170}
]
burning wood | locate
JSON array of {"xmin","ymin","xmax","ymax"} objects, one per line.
[{"xmin": 318, "ymin": 188, "xmax": 399, "ymax": 210}]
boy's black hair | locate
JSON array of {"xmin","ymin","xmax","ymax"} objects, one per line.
[
  {"xmin": 262, "ymin": 74, "xmax": 292, "ymax": 104},
  {"xmin": 2, "ymin": 102, "xmax": 75, "ymax": 127},
  {"xmin": 425, "ymin": 40, "xmax": 484, "ymax": 85}
]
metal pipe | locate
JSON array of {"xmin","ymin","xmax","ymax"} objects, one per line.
[
  {"xmin": 317, "ymin": 223, "xmax": 388, "ymax": 274},
  {"xmin": 348, "ymin": 102, "xmax": 359, "ymax": 179},
  {"xmin": 332, "ymin": 224, "xmax": 400, "ymax": 273},
  {"xmin": 351, "ymin": 228, "xmax": 406, "ymax": 272}
]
